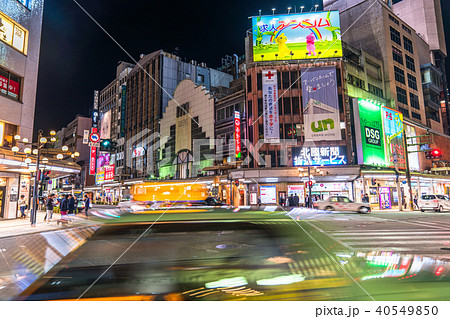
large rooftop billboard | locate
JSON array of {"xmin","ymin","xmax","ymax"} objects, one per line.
[{"xmin": 252, "ymin": 11, "xmax": 342, "ymax": 62}]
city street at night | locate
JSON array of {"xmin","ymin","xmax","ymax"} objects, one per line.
[{"xmin": 2, "ymin": 0, "xmax": 450, "ymax": 315}]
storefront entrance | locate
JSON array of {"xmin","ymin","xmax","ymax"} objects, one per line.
[{"xmin": 0, "ymin": 186, "xmax": 6, "ymax": 218}]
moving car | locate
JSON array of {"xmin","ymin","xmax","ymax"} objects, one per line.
[
  {"xmin": 313, "ymin": 196, "xmax": 371, "ymax": 213},
  {"xmin": 419, "ymin": 194, "xmax": 450, "ymax": 212},
  {"xmin": 14, "ymin": 210, "xmax": 450, "ymax": 301}
]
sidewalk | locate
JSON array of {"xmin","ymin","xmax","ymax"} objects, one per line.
[{"xmin": 0, "ymin": 211, "xmax": 95, "ymax": 238}]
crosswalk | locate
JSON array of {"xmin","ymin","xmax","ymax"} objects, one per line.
[{"xmin": 325, "ymin": 227, "xmax": 450, "ymax": 252}]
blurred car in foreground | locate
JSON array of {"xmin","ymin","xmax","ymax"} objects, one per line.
[
  {"xmin": 313, "ymin": 196, "xmax": 371, "ymax": 213},
  {"xmin": 15, "ymin": 209, "xmax": 450, "ymax": 301},
  {"xmin": 419, "ymin": 194, "xmax": 450, "ymax": 212}
]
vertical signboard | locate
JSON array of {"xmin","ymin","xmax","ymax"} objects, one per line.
[
  {"xmin": 83, "ymin": 130, "xmax": 90, "ymax": 144},
  {"xmin": 382, "ymin": 106, "xmax": 406, "ymax": 169},
  {"xmin": 92, "ymin": 90, "xmax": 99, "ymax": 128},
  {"xmin": 104, "ymin": 165, "xmax": 115, "ymax": 181},
  {"xmin": 357, "ymin": 99, "xmax": 385, "ymax": 166},
  {"xmin": 120, "ymin": 85, "xmax": 127, "ymax": 138},
  {"xmin": 262, "ymin": 70, "xmax": 280, "ymax": 143},
  {"xmin": 89, "ymin": 147, "xmax": 97, "ymax": 175},
  {"xmin": 301, "ymin": 67, "xmax": 341, "ymax": 141},
  {"xmin": 234, "ymin": 111, "xmax": 241, "ymax": 158},
  {"xmin": 100, "ymin": 110, "xmax": 111, "ymax": 139}
]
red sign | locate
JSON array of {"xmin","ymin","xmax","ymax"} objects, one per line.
[
  {"xmin": 8, "ymin": 78, "xmax": 19, "ymax": 98},
  {"xmin": 104, "ymin": 165, "xmax": 115, "ymax": 181},
  {"xmin": 234, "ymin": 111, "xmax": 241, "ymax": 158},
  {"xmin": 0, "ymin": 74, "xmax": 7, "ymax": 94},
  {"xmin": 89, "ymin": 146, "xmax": 97, "ymax": 175},
  {"xmin": 90, "ymin": 132, "xmax": 100, "ymax": 143}
]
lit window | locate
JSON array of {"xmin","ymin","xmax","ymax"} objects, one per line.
[{"xmin": 0, "ymin": 11, "xmax": 29, "ymax": 54}]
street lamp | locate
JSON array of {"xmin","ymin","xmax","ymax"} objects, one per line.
[
  {"xmin": 56, "ymin": 154, "xmax": 63, "ymax": 160},
  {"xmin": 62, "ymin": 146, "xmax": 69, "ymax": 152},
  {"xmin": 12, "ymin": 130, "xmax": 60, "ymax": 226}
]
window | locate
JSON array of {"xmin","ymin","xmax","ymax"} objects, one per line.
[
  {"xmin": 176, "ymin": 102, "xmax": 189, "ymax": 118},
  {"xmin": 347, "ymin": 74, "xmax": 365, "ymax": 89},
  {"xmin": 412, "ymin": 112, "xmax": 421, "ymax": 120},
  {"xmin": 247, "ymin": 75, "xmax": 252, "ymax": 93},
  {"xmin": 0, "ymin": 67, "xmax": 21, "ymax": 100},
  {"xmin": 399, "ymin": 106, "xmax": 409, "ymax": 118},
  {"xmin": 389, "ymin": 14, "xmax": 399, "ymax": 25},
  {"xmin": 292, "ymin": 97, "xmax": 300, "ymax": 114},
  {"xmin": 282, "ymin": 72, "xmax": 290, "ymax": 89},
  {"xmin": 283, "ymin": 97, "xmax": 291, "ymax": 114},
  {"xmin": 407, "ymin": 74, "xmax": 417, "ymax": 90},
  {"xmin": 368, "ymin": 84, "xmax": 384, "ymax": 98},
  {"xmin": 197, "ymin": 74, "xmax": 204, "ymax": 83},
  {"xmin": 394, "ymin": 66, "xmax": 405, "ymax": 84},
  {"xmin": 397, "ymin": 86, "xmax": 408, "ymax": 105},
  {"xmin": 410, "ymin": 93, "xmax": 420, "ymax": 109},
  {"xmin": 402, "ymin": 24, "xmax": 412, "ymax": 35},
  {"xmin": 392, "ymin": 47, "xmax": 403, "ymax": 65},
  {"xmin": 258, "ymin": 98, "xmax": 263, "ymax": 116},
  {"xmin": 405, "ymin": 55, "xmax": 415, "ymax": 72},
  {"xmin": 0, "ymin": 11, "xmax": 28, "ymax": 54},
  {"xmin": 290, "ymin": 71, "xmax": 298, "ymax": 89},
  {"xmin": 257, "ymin": 73, "xmax": 262, "ymax": 91},
  {"xmin": 390, "ymin": 26, "xmax": 401, "ymax": 45},
  {"xmin": 403, "ymin": 36, "xmax": 413, "ymax": 54}
]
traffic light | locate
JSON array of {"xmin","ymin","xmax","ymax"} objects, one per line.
[
  {"xmin": 100, "ymin": 139, "xmax": 114, "ymax": 152},
  {"xmin": 234, "ymin": 180, "xmax": 239, "ymax": 187},
  {"xmin": 42, "ymin": 170, "xmax": 51, "ymax": 182},
  {"xmin": 305, "ymin": 181, "xmax": 313, "ymax": 188},
  {"xmin": 426, "ymin": 148, "xmax": 442, "ymax": 160}
]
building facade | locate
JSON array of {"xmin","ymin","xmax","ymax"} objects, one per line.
[{"xmin": 0, "ymin": 0, "xmax": 44, "ymax": 218}]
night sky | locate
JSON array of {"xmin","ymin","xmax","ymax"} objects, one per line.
[{"xmin": 34, "ymin": 0, "xmax": 449, "ymax": 134}]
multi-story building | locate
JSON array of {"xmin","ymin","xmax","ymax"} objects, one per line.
[
  {"xmin": 159, "ymin": 79, "xmax": 216, "ymax": 179},
  {"xmin": 392, "ymin": 0, "xmax": 449, "ymax": 134},
  {"xmin": 53, "ymin": 115, "xmax": 93, "ymax": 190},
  {"xmin": 98, "ymin": 61, "xmax": 134, "ymax": 179},
  {"xmin": 0, "ymin": 0, "xmax": 44, "ymax": 218},
  {"xmin": 125, "ymin": 50, "xmax": 233, "ymax": 179}
]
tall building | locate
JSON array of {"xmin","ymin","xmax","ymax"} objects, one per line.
[
  {"xmin": 324, "ymin": 0, "xmax": 444, "ymax": 132},
  {"xmin": 54, "ymin": 115, "xmax": 93, "ymax": 190},
  {"xmin": 125, "ymin": 50, "xmax": 232, "ymax": 179},
  {"xmin": 0, "ymin": 0, "xmax": 44, "ymax": 218},
  {"xmin": 98, "ymin": 61, "xmax": 134, "ymax": 179},
  {"xmin": 392, "ymin": 0, "xmax": 450, "ymax": 134}
]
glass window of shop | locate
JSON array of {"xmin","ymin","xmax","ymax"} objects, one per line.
[
  {"xmin": 0, "ymin": 67, "xmax": 22, "ymax": 101},
  {"xmin": 0, "ymin": 122, "xmax": 18, "ymax": 148},
  {"xmin": 0, "ymin": 11, "xmax": 28, "ymax": 54}
]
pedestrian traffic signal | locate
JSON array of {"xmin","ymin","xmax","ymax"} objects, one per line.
[{"xmin": 426, "ymin": 148, "xmax": 442, "ymax": 160}]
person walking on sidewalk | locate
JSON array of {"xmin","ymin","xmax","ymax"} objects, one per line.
[
  {"xmin": 59, "ymin": 195, "xmax": 69, "ymax": 222},
  {"xmin": 44, "ymin": 194, "xmax": 55, "ymax": 223},
  {"xmin": 18, "ymin": 195, "xmax": 27, "ymax": 219},
  {"xmin": 68, "ymin": 194, "xmax": 75, "ymax": 220},
  {"xmin": 83, "ymin": 195, "xmax": 90, "ymax": 218}
]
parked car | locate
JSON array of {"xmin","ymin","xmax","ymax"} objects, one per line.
[
  {"xmin": 313, "ymin": 196, "xmax": 371, "ymax": 213},
  {"xmin": 418, "ymin": 194, "xmax": 450, "ymax": 212}
]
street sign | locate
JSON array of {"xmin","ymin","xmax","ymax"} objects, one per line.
[
  {"xmin": 90, "ymin": 132, "xmax": 100, "ymax": 143},
  {"xmin": 83, "ymin": 130, "xmax": 90, "ymax": 144},
  {"xmin": 89, "ymin": 142, "xmax": 100, "ymax": 147}
]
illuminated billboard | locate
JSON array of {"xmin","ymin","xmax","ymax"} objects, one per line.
[
  {"xmin": 252, "ymin": 11, "xmax": 342, "ymax": 62},
  {"xmin": 100, "ymin": 110, "xmax": 111, "ymax": 139},
  {"xmin": 355, "ymin": 99, "xmax": 405, "ymax": 168},
  {"xmin": 292, "ymin": 146, "xmax": 347, "ymax": 166}
]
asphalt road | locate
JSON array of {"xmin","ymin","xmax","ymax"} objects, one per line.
[
  {"xmin": 2, "ymin": 207, "xmax": 450, "ymax": 300},
  {"xmin": 287, "ymin": 209, "xmax": 450, "ymax": 256}
]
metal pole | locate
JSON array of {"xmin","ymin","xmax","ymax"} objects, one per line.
[
  {"xmin": 403, "ymin": 129, "xmax": 413, "ymax": 211},
  {"xmin": 31, "ymin": 133, "xmax": 41, "ymax": 226},
  {"xmin": 308, "ymin": 166, "xmax": 312, "ymax": 208},
  {"xmin": 394, "ymin": 153, "xmax": 402, "ymax": 211}
]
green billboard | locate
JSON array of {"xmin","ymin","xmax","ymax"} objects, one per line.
[{"xmin": 358, "ymin": 99, "xmax": 386, "ymax": 166}]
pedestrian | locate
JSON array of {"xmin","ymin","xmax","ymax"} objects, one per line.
[
  {"xmin": 414, "ymin": 194, "xmax": 419, "ymax": 210},
  {"xmin": 305, "ymin": 195, "xmax": 309, "ymax": 208},
  {"xmin": 288, "ymin": 194, "xmax": 294, "ymax": 207},
  {"xmin": 257, "ymin": 196, "xmax": 261, "ymax": 208},
  {"xmin": 362, "ymin": 193, "xmax": 369, "ymax": 203},
  {"xmin": 84, "ymin": 194, "xmax": 90, "ymax": 218},
  {"xmin": 403, "ymin": 195, "xmax": 407, "ymax": 209},
  {"xmin": 294, "ymin": 193, "xmax": 299, "ymax": 207},
  {"xmin": 44, "ymin": 194, "xmax": 54, "ymax": 223},
  {"xmin": 18, "ymin": 195, "xmax": 27, "ymax": 219},
  {"xmin": 60, "ymin": 195, "xmax": 69, "ymax": 221},
  {"xmin": 68, "ymin": 194, "xmax": 75, "ymax": 219}
]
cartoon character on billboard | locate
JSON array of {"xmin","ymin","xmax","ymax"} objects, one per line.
[
  {"xmin": 274, "ymin": 33, "xmax": 291, "ymax": 58},
  {"xmin": 306, "ymin": 33, "xmax": 317, "ymax": 56}
]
